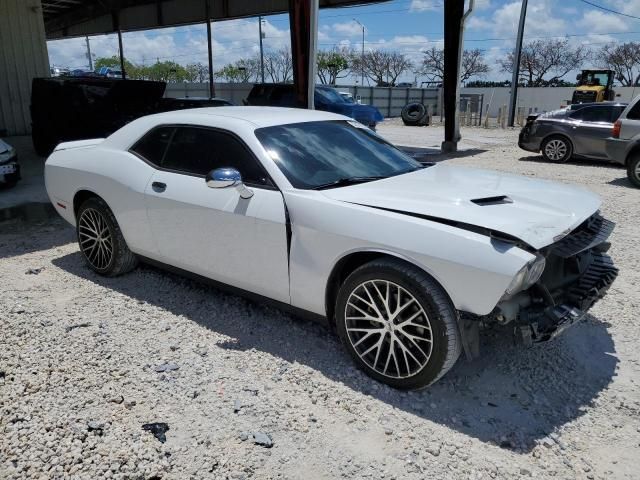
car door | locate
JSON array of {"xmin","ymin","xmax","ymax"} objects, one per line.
[
  {"xmin": 142, "ymin": 125, "xmax": 290, "ymax": 304},
  {"xmin": 569, "ymin": 106, "xmax": 616, "ymax": 159}
]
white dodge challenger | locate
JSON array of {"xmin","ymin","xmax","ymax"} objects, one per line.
[{"xmin": 45, "ymin": 107, "xmax": 617, "ymax": 389}]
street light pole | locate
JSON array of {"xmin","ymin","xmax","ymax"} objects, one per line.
[
  {"xmin": 85, "ymin": 36, "xmax": 93, "ymax": 71},
  {"xmin": 508, "ymin": 0, "xmax": 528, "ymax": 127},
  {"xmin": 258, "ymin": 16, "xmax": 265, "ymax": 83},
  {"xmin": 353, "ymin": 18, "xmax": 365, "ymax": 86}
]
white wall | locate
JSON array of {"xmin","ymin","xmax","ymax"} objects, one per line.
[
  {"xmin": 166, "ymin": 83, "xmax": 640, "ymax": 120},
  {"xmin": 462, "ymin": 86, "xmax": 640, "ymax": 117},
  {"xmin": 0, "ymin": 0, "xmax": 50, "ymax": 135}
]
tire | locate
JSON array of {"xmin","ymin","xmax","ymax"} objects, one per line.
[
  {"xmin": 627, "ymin": 154, "xmax": 640, "ymax": 188},
  {"xmin": 401, "ymin": 103, "xmax": 426, "ymax": 126},
  {"xmin": 76, "ymin": 197, "xmax": 138, "ymax": 276},
  {"xmin": 541, "ymin": 135, "xmax": 572, "ymax": 163},
  {"xmin": 335, "ymin": 258, "xmax": 462, "ymax": 390}
]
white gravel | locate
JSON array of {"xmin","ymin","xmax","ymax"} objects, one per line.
[{"xmin": 1, "ymin": 123, "xmax": 639, "ymax": 480}]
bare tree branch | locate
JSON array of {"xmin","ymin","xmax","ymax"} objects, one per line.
[
  {"xmin": 499, "ymin": 39, "xmax": 590, "ymax": 86},
  {"xmin": 418, "ymin": 47, "xmax": 489, "ymax": 83}
]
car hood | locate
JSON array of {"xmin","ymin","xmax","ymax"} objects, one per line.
[{"xmin": 321, "ymin": 164, "xmax": 601, "ymax": 250}]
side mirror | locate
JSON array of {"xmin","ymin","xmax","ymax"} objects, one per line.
[
  {"xmin": 205, "ymin": 167, "xmax": 253, "ymax": 199},
  {"xmin": 576, "ymin": 74, "xmax": 581, "ymax": 81}
]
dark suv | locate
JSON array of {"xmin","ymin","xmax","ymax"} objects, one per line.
[{"xmin": 245, "ymin": 84, "xmax": 383, "ymax": 129}]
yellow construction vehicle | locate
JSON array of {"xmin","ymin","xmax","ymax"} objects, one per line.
[{"xmin": 572, "ymin": 70, "xmax": 616, "ymax": 104}]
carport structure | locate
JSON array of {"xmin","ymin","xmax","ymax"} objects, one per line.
[{"xmin": 0, "ymin": 0, "xmax": 468, "ymax": 150}]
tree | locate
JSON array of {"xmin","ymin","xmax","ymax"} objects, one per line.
[
  {"xmin": 185, "ymin": 62, "xmax": 209, "ymax": 83},
  {"xmin": 143, "ymin": 61, "xmax": 188, "ymax": 82},
  {"xmin": 499, "ymin": 39, "xmax": 590, "ymax": 87},
  {"xmin": 316, "ymin": 47, "xmax": 351, "ymax": 85},
  {"xmin": 93, "ymin": 55, "xmax": 138, "ymax": 77},
  {"xmin": 598, "ymin": 42, "xmax": 640, "ymax": 86},
  {"xmin": 264, "ymin": 48, "xmax": 293, "ymax": 83},
  {"xmin": 351, "ymin": 50, "xmax": 413, "ymax": 86},
  {"xmin": 418, "ymin": 47, "xmax": 489, "ymax": 83},
  {"xmin": 216, "ymin": 58, "xmax": 259, "ymax": 83}
]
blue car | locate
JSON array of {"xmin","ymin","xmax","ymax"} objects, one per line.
[{"xmin": 246, "ymin": 84, "xmax": 384, "ymax": 129}]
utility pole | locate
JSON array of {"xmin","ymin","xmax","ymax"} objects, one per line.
[
  {"xmin": 85, "ymin": 36, "xmax": 93, "ymax": 71},
  {"xmin": 508, "ymin": 0, "xmax": 528, "ymax": 127},
  {"xmin": 259, "ymin": 16, "xmax": 265, "ymax": 83},
  {"xmin": 353, "ymin": 19, "xmax": 365, "ymax": 87}
]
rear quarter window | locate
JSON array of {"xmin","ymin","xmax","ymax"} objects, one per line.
[
  {"xmin": 130, "ymin": 126, "xmax": 174, "ymax": 166},
  {"xmin": 627, "ymin": 101, "xmax": 640, "ymax": 120}
]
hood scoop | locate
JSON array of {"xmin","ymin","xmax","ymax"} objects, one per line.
[{"xmin": 471, "ymin": 195, "xmax": 513, "ymax": 206}]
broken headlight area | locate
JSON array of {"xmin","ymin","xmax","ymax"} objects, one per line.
[{"xmin": 494, "ymin": 212, "xmax": 618, "ymax": 346}]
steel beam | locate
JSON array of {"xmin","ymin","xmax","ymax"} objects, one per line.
[
  {"xmin": 289, "ymin": 0, "xmax": 318, "ymax": 109},
  {"xmin": 442, "ymin": 0, "xmax": 465, "ymax": 152}
]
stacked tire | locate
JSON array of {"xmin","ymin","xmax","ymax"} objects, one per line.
[{"xmin": 401, "ymin": 103, "xmax": 429, "ymax": 126}]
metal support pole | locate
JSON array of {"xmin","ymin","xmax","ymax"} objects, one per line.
[
  {"xmin": 85, "ymin": 36, "xmax": 93, "ymax": 71},
  {"xmin": 308, "ymin": 0, "xmax": 319, "ymax": 109},
  {"xmin": 361, "ymin": 26, "xmax": 365, "ymax": 86},
  {"xmin": 117, "ymin": 30, "xmax": 125, "ymax": 79},
  {"xmin": 508, "ymin": 0, "xmax": 527, "ymax": 127},
  {"xmin": 259, "ymin": 16, "xmax": 265, "ymax": 83},
  {"xmin": 353, "ymin": 19, "xmax": 365, "ymax": 87},
  {"xmin": 205, "ymin": 0, "xmax": 215, "ymax": 98}
]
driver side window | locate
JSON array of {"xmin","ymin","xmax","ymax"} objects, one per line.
[{"xmin": 161, "ymin": 127, "xmax": 273, "ymax": 187}]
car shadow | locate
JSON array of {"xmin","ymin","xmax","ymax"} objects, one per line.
[
  {"xmin": 518, "ymin": 155, "xmax": 624, "ymax": 169},
  {"xmin": 0, "ymin": 204, "xmax": 75, "ymax": 260},
  {"xmin": 607, "ymin": 177, "xmax": 636, "ymax": 188},
  {"xmin": 52, "ymin": 252, "xmax": 618, "ymax": 453}
]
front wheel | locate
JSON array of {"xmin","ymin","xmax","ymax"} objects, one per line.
[
  {"xmin": 76, "ymin": 197, "xmax": 138, "ymax": 276},
  {"xmin": 541, "ymin": 135, "xmax": 572, "ymax": 163},
  {"xmin": 335, "ymin": 258, "xmax": 461, "ymax": 390},
  {"xmin": 627, "ymin": 154, "xmax": 640, "ymax": 188}
]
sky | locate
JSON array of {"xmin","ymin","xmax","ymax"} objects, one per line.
[{"xmin": 46, "ymin": 0, "xmax": 640, "ymax": 84}]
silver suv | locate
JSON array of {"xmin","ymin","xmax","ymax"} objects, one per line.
[{"xmin": 606, "ymin": 96, "xmax": 640, "ymax": 187}]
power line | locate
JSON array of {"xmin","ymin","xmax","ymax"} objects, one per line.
[{"xmin": 575, "ymin": 0, "xmax": 640, "ymax": 21}]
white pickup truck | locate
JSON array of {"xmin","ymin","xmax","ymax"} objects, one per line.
[{"xmin": 606, "ymin": 95, "xmax": 640, "ymax": 187}]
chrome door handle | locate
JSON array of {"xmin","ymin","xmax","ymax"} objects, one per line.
[{"xmin": 152, "ymin": 181, "xmax": 166, "ymax": 192}]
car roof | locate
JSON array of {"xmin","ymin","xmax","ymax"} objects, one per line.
[{"xmin": 144, "ymin": 106, "xmax": 347, "ymax": 128}]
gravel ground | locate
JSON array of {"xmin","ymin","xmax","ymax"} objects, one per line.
[{"xmin": 1, "ymin": 123, "xmax": 639, "ymax": 480}]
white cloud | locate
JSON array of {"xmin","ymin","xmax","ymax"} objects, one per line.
[
  {"xmin": 410, "ymin": 0, "xmax": 441, "ymax": 12},
  {"xmin": 47, "ymin": 19, "xmax": 292, "ymax": 71},
  {"xmin": 332, "ymin": 21, "xmax": 363, "ymax": 37},
  {"xmin": 467, "ymin": 0, "xmax": 567, "ymax": 38},
  {"xmin": 579, "ymin": 10, "xmax": 629, "ymax": 33}
]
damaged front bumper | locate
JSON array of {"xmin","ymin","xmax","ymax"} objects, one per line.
[{"xmin": 495, "ymin": 212, "xmax": 618, "ymax": 346}]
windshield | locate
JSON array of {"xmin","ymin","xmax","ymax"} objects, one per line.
[
  {"xmin": 578, "ymin": 72, "xmax": 610, "ymax": 87},
  {"xmin": 316, "ymin": 87, "xmax": 346, "ymax": 104},
  {"xmin": 339, "ymin": 93, "xmax": 355, "ymax": 103},
  {"xmin": 255, "ymin": 120, "xmax": 423, "ymax": 189}
]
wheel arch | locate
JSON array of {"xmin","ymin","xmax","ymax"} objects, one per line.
[
  {"xmin": 542, "ymin": 132, "xmax": 574, "ymax": 153},
  {"xmin": 625, "ymin": 141, "xmax": 640, "ymax": 166},
  {"xmin": 324, "ymin": 248, "xmax": 453, "ymax": 329},
  {"xmin": 73, "ymin": 189, "xmax": 102, "ymax": 219}
]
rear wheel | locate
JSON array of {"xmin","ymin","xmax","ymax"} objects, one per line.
[
  {"xmin": 627, "ymin": 154, "xmax": 640, "ymax": 188},
  {"xmin": 541, "ymin": 135, "xmax": 572, "ymax": 163},
  {"xmin": 335, "ymin": 258, "xmax": 461, "ymax": 390},
  {"xmin": 76, "ymin": 197, "xmax": 138, "ymax": 276}
]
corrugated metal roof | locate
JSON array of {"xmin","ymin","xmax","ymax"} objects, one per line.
[{"xmin": 43, "ymin": 0, "xmax": 389, "ymax": 39}]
